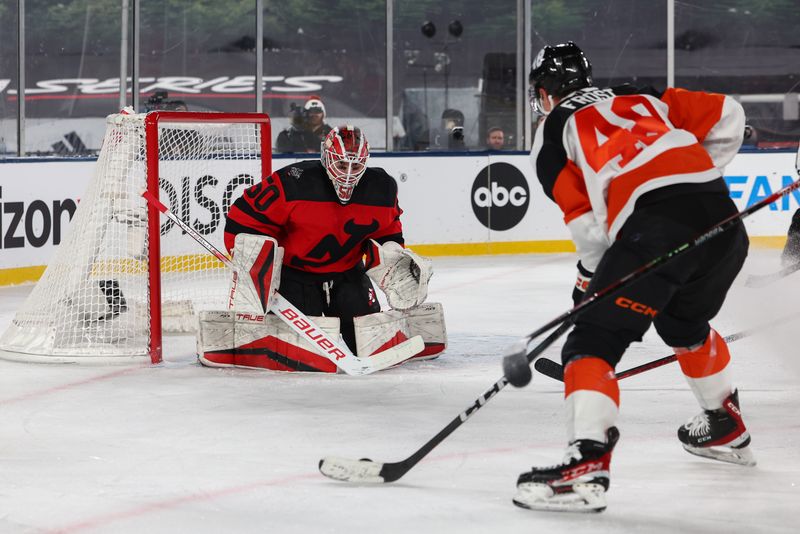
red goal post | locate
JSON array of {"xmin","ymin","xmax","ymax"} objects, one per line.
[{"xmin": 144, "ymin": 112, "xmax": 272, "ymax": 363}]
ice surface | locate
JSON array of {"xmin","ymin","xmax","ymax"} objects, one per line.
[{"xmin": 0, "ymin": 250, "xmax": 797, "ymax": 533}]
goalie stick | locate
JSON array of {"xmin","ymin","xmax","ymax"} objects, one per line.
[
  {"xmin": 141, "ymin": 190, "xmax": 423, "ymax": 376},
  {"xmin": 318, "ymin": 321, "xmax": 572, "ymax": 483},
  {"xmin": 533, "ymin": 310, "xmax": 800, "ymax": 382},
  {"xmin": 744, "ymin": 261, "xmax": 800, "ymax": 288}
]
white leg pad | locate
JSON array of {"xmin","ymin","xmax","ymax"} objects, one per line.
[
  {"xmin": 402, "ymin": 302, "xmax": 447, "ymax": 360},
  {"xmin": 197, "ymin": 310, "xmax": 341, "ymax": 373},
  {"xmin": 228, "ymin": 234, "xmax": 283, "ymax": 313},
  {"xmin": 353, "ymin": 311, "xmax": 412, "ymax": 358}
]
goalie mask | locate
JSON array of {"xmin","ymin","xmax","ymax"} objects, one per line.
[
  {"xmin": 529, "ymin": 41, "xmax": 592, "ymax": 116},
  {"xmin": 322, "ymin": 126, "xmax": 369, "ymax": 203}
]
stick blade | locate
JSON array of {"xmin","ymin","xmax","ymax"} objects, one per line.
[
  {"xmin": 318, "ymin": 456, "xmax": 387, "ymax": 483},
  {"xmin": 343, "ymin": 335, "xmax": 425, "ymax": 376},
  {"xmin": 534, "ymin": 357, "xmax": 565, "ymax": 382}
]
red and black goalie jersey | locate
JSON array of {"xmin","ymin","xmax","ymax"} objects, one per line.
[{"xmin": 224, "ymin": 160, "xmax": 404, "ymax": 275}]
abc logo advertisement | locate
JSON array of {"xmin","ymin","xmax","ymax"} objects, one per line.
[{"xmin": 471, "ymin": 162, "xmax": 530, "ymax": 231}]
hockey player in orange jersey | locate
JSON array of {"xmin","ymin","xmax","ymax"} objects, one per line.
[{"xmin": 514, "ymin": 42, "xmax": 754, "ymax": 513}]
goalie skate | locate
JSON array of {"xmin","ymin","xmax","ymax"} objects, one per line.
[
  {"xmin": 678, "ymin": 389, "xmax": 756, "ymax": 467},
  {"xmin": 513, "ymin": 427, "xmax": 619, "ymax": 513}
]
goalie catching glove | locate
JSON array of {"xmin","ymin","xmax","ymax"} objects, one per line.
[{"xmin": 366, "ymin": 240, "xmax": 432, "ymax": 311}]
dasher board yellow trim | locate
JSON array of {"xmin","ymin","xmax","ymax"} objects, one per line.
[
  {"xmin": 0, "ymin": 237, "xmax": 790, "ymax": 286},
  {"xmin": 0, "ymin": 266, "xmax": 47, "ymax": 286},
  {"xmin": 0, "ymin": 254, "xmax": 226, "ymax": 287},
  {"xmin": 410, "ymin": 236, "xmax": 788, "ymax": 256},
  {"xmin": 407, "ymin": 240, "xmax": 577, "ymax": 256},
  {"xmin": 749, "ymin": 236, "xmax": 788, "ymax": 249}
]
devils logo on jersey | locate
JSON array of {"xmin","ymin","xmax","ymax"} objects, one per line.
[{"xmin": 291, "ymin": 219, "xmax": 379, "ymax": 269}]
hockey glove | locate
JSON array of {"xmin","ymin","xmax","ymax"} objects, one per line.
[
  {"xmin": 366, "ymin": 240, "xmax": 433, "ymax": 311},
  {"xmin": 572, "ymin": 261, "xmax": 593, "ymax": 306}
]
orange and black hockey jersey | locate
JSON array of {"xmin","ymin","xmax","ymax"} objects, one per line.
[
  {"xmin": 224, "ymin": 160, "xmax": 404, "ymax": 275},
  {"xmin": 531, "ymin": 85, "xmax": 745, "ymax": 271}
]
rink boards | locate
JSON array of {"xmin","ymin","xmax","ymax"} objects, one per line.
[{"xmin": 0, "ymin": 151, "xmax": 797, "ymax": 285}]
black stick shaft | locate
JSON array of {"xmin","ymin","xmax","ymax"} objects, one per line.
[{"xmin": 378, "ymin": 321, "xmax": 572, "ymax": 482}]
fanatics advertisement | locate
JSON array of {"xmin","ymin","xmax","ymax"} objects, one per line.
[{"xmin": 0, "ymin": 151, "xmax": 797, "ymax": 284}]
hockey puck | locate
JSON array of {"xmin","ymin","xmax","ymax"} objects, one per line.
[{"xmin": 503, "ymin": 351, "xmax": 532, "ymax": 388}]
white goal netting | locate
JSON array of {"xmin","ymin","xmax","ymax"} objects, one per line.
[{"xmin": 0, "ymin": 111, "xmax": 270, "ymax": 363}]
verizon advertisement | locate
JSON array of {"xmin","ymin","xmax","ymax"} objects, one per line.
[{"xmin": 0, "ymin": 152, "xmax": 797, "ymax": 284}]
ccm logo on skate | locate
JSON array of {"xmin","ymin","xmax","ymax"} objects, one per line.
[
  {"xmin": 278, "ymin": 308, "xmax": 347, "ymax": 361},
  {"xmin": 615, "ymin": 297, "xmax": 658, "ymax": 317},
  {"xmin": 563, "ymin": 461, "xmax": 605, "ymax": 482},
  {"xmin": 471, "ymin": 163, "xmax": 530, "ymax": 231}
]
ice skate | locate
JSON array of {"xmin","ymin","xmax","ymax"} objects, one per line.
[
  {"xmin": 678, "ymin": 390, "xmax": 756, "ymax": 466},
  {"xmin": 513, "ymin": 427, "xmax": 619, "ymax": 513}
]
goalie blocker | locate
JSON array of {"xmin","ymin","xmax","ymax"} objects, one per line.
[{"xmin": 198, "ymin": 233, "xmax": 445, "ymax": 372}]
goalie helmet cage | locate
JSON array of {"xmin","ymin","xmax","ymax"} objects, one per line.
[{"xmin": 0, "ymin": 111, "xmax": 271, "ymax": 365}]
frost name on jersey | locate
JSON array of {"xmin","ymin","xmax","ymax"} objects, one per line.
[{"xmin": 559, "ymin": 87, "xmax": 615, "ymax": 110}]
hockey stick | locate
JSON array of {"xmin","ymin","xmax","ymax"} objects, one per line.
[
  {"xmin": 744, "ymin": 261, "xmax": 800, "ymax": 288},
  {"xmin": 141, "ymin": 190, "xmax": 423, "ymax": 376},
  {"xmin": 318, "ymin": 320, "xmax": 573, "ymax": 483},
  {"xmin": 533, "ymin": 310, "xmax": 800, "ymax": 382},
  {"xmin": 319, "ymin": 158, "xmax": 800, "ymax": 482},
  {"xmin": 502, "ymin": 173, "xmax": 800, "ymax": 387}
]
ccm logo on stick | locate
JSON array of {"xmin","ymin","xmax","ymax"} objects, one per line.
[
  {"xmin": 615, "ymin": 297, "xmax": 658, "ymax": 317},
  {"xmin": 278, "ymin": 308, "xmax": 347, "ymax": 361}
]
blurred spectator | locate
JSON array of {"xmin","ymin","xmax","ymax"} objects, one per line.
[
  {"xmin": 401, "ymin": 102, "xmax": 430, "ymax": 151},
  {"xmin": 145, "ymin": 92, "xmax": 200, "ymax": 157},
  {"xmin": 276, "ymin": 97, "xmax": 333, "ymax": 153},
  {"xmin": 485, "ymin": 126, "xmax": 505, "ymax": 150},
  {"xmin": 170, "ymin": 101, "xmax": 189, "ymax": 112},
  {"xmin": 304, "ymin": 98, "xmax": 333, "ymax": 148}
]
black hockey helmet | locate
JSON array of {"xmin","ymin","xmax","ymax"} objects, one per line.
[{"xmin": 528, "ymin": 42, "xmax": 592, "ymax": 115}]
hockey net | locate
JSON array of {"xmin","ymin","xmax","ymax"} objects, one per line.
[{"xmin": 0, "ymin": 111, "xmax": 271, "ymax": 364}]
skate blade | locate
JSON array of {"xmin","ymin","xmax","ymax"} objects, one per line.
[
  {"xmin": 513, "ymin": 483, "xmax": 607, "ymax": 513},
  {"xmin": 683, "ymin": 444, "xmax": 757, "ymax": 467}
]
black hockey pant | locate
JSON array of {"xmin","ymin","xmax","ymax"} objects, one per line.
[
  {"xmin": 562, "ymin": 191, "xmax": 749, "ymax": 368},
  {"xmin": 277, "ymin": 264, "xmax": 381, "ymax": 353}
]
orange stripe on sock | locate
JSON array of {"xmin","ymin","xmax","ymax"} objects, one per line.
[
  {"xmin": 564, "ymin": 357, "xmax": 620, "ymax": 406},
  {"xmin": 676, "ymin": 329, "xmax": 731, "ymax": 379}
]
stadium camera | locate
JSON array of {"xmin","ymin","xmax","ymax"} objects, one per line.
[
  {"xmin": 421, "ymin": 21, "xmax": 436, "ymax": 39},
  {"xmin": 144, "ymin": 90, "xmax": 187, "ymax": 112}
]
